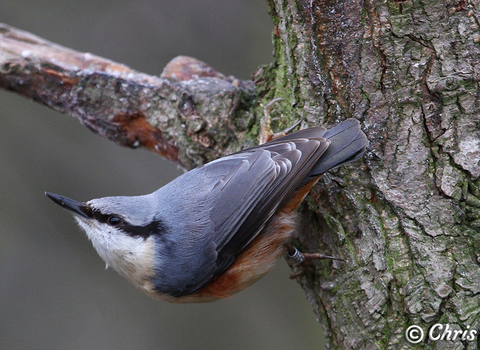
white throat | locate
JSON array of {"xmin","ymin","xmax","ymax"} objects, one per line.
[{"xmin": 74, "ymin": 217, "xmax": 157, "ymax": 293}]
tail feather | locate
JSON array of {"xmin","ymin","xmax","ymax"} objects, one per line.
[{"xmin": 309, "ymin": 119, "xmax": 367, "ymax": 176}]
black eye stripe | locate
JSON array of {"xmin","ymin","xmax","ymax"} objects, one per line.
[
  {"xmin": 123, "ymin": 221, "xmax": 166, "ymax": 239},
  {"xmin": 90, "ymin": 209, "xmax": 166, "ymax": 239},
  {"xmin": 90, "ymin": 210, "xmax": 116, "ymax": 225}
]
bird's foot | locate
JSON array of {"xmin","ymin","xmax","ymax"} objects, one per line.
[
  {"xmin": 285, "ymin": 244, "xmax": 342, "ymax": 279},
  {"xmin": 259, "ymin": 98, "xmax": 301, "ymax": 144}
]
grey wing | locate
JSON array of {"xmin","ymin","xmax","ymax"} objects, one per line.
[
  {"xmin": 206, "ymin": 136, "xmax": 330, "ymax": 276},
  {"xmin": 151, "ymin": 122, "xmax": 365, "ymax": 297}
]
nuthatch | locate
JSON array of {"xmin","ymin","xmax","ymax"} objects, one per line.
[{"xmin": 46, "ymin": 119, "xmax": 367, "ymax": 303}]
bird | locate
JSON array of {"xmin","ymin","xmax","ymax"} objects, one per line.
[{"xmin": 45, "ymin": 118, "xmax": 367, "ymax": 303}]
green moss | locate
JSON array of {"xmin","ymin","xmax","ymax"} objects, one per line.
[
  {"xmin": 471, "ymin": 219, "xmax": 480, "ymax": 230},
  {"xmin": 340, "ymin": 235, "xmax": 357, "ymax": 261}
]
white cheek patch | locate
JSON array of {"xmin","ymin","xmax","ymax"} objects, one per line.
[{"xmin": 74, "ymin": 217, "xmax": 156, "ymax": 290}]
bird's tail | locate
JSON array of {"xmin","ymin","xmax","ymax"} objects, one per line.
[{"xmin": 309, "ymin": 119, "xmax": 367, "ymax": 177}]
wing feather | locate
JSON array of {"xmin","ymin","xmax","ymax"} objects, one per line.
[
  {"xmin": 205, "ymin": 136, "xmax": 330, "ymax": 276},
  {"xmin": 152, "ymin": 121, "xmax": 366, "ymax": 296}
]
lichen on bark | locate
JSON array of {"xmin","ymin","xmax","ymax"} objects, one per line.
[{"xmin": 267, "ymin": 0, "xmax": 480, "ymax": 348}]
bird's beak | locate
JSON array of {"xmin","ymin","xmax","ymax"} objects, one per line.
[{"xmin": 45, "ymin": 192, "xmax": 90, "ymax": 218}]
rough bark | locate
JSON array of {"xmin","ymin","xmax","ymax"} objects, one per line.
[
  {"xmin": 0, "ymin": 24, "xmax": 256, "ymax": 169},
  {"xmin": 2, "ymin": 0, "xmax": 480, "ymax": 348},
  {"xmin": 264, "ymin": 0, "xmax": 480, "ymax": 349}
]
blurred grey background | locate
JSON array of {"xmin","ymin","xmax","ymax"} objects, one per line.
[{"xmin": 0, "ymin": 1, "xmax": 324, "ymax": 349}]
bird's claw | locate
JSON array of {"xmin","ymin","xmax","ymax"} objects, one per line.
[
  {"xmin": 285, "ymin": 244, "xmax": 342, "ymax": 279},
  {"xmin": 259, "ymin": 98, "xmax": 302, "ymax": 144}
]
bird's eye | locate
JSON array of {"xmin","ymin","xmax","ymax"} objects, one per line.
[{"xmin": 107, "ymin": 215, "xmax": 123, "ymax": 227}]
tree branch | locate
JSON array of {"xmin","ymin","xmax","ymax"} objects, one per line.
[{"xmin": 0, "ymin": 23, "xmax": 256, "ymax": 169}]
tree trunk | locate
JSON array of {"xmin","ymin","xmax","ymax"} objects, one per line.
[
  {"xmin": 265, "ymin": 0, "xmax": 480, "ymax": 348},
  {"xmin": 1, "ymin": 0, "xmax": 480, "ymax": 348}
]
